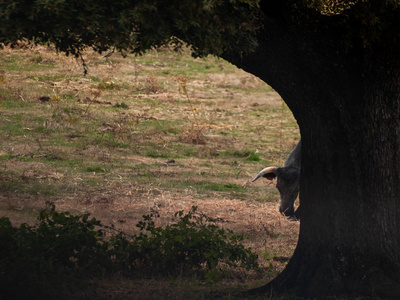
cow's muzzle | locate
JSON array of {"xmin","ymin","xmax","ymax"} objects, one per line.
[{"xmin": 279, "ymin": 206, "xmax": 295, "ymax": 217}]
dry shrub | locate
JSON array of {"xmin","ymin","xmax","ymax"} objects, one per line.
[
  {"xmin": 180, "ymin": 123, "xmax": 207, "ymax": 144},
  {"xmin": 8, "ymin": 40, "xmax": 34, "ymax": 50},
  {"xmin": 175, "ymin": 75, "xmax": 208, "ymax": 144},
  {"xmin": 144, "ymin": 75, "xmax": 162, "ymax": 94}
]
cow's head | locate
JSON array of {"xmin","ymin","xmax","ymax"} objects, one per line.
[{"xmin": 252, "ymin": 166, "xmax": 300, "ymax": 217}]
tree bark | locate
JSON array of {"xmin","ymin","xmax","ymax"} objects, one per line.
[{"xmin": 227, "ymin": 4, "xmax": 400, "ymax": 299}]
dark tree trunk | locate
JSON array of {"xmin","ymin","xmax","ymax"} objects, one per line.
[{"xmin": 226, "ymin": 4, "xmax": 400, "ymax": 299}]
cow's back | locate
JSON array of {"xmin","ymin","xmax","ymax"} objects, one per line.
[{"xmin": 284, "ymin": 140, "xmax": 301, "ymax": 168}]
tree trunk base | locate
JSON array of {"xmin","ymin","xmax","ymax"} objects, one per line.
[{"xmin": 244, "ymin": 249, "xmax": 400, "ymax": 299}]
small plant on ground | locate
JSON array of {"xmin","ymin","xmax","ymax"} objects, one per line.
[
  {"xmin": 246, "ymin": 150, "xmax": 261, "ymax": 161},
  {"xmin": 98, "ymin": 78, "xmax": 118, "ymax": 90},
  {"xmin": 113, "ymin": 101, "xmax": 129, "ymax": 109}
]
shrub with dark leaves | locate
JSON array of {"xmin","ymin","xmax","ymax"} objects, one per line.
[{"xmin": 0, "ymin": 204, "xmax": 261, "ymax": 298}]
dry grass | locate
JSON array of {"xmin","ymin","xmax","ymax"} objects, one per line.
[{"xmin": 0, "ymin": 44, "xmax": 300, "ymax": 298}]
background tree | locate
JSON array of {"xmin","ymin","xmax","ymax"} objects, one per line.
[{"xmin": 2, "ymin": 0, "xmax": 400, "ymax": 298}]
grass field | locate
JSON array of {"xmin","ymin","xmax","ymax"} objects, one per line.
[{"xmin": 0, "ymin": 43, "xmax": 300, "ymax": 299}]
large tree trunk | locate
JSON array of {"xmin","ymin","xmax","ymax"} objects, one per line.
[
  {"xmin": 227, "ymin": 4, "xmax": 400, "ymax": 299},
  {"xmin": 265, "ymin": 58, "xmax": 400, "ymax": 298}
]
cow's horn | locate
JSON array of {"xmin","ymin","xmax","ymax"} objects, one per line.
[{"xmin": 252, "ymin": 167, "xmax": 278, "ymax": 182}]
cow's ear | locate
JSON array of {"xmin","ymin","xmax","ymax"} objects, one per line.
[{"xmin": 263, "ymin": 173, "xmax": 277, "ymax": 180}]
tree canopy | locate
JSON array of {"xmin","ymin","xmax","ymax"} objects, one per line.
[
  {"xmin": 0, "ymin": 0, "xmax": 260, "ymax": 58},
  {"xmin": 2, "ymin": 1, "xmax": 400, "ymax": 59}
]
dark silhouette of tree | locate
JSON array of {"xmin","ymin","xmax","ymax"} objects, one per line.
[{"xmin": 2, "ymin": 1, "xmax": 400, "ymax": 298}]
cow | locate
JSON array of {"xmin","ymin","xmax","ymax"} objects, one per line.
[{"xmin": 252, "ymin": 140, "xmax": 301, "ymax": 219}]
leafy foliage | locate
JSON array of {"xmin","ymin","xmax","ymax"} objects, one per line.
[
  {"xmin": 0, "ymin": 0, "xmax": 261, "ymax": 59},
  {"xmin": 306, "ymin": 0, "xmax": 400, "ymax": 46},
  {"xmin": 2, "ymin": 0, "xmax": 400, "ymax": 70},
  {"xmin": 110, "ymin": 206, "xmax": 260, "ymax": 281},
  {"xmin": 0, "ymin": 204, "xmax": 106, "ymax": 298},
  {"xmin": 0, "ymin": 204, "xmax": 261, "ymax": 298}
]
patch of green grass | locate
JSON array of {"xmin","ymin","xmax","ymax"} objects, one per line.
[
  {"xmin": 90, "ymin": 133, "xmax": 130, "ymax": 149},
  {"xmin": 168, "ymin": 180, "xmax": 245, "ymax": 194},
  {"xmin": 113, "ymin": 101, "xmax": 129, "ymax": 109},
  {"xmin": 29, "ymin": 74, "xmax": 66, "ymax": 82},
  {"xmin": 0, "ymin": 175, "xmax": 59, "ymax": 196},
  {"xmin": 0, "ymin": 115, "xmax": 28, "ymax": 136},
  {"xmin": 223, "ymin": 149, "xmax": 251, "ymax": 158},
  {"xmin": 28, "ymin": 182, "xmax": 59, "ymax": 196},
  {"xmin": 149, "ymin": 119, "xmax": 179, "ymax": 131},
  {"xmin": 1, "ymin": 96, "xmax": 33, "ymax": 109},
  {"xmin": 0, "ymin": 55, "xmax": 55, "ymax": 71},
  {"xmin": 89, "ymin": 76, "xmax": 101, "ymax": 82},
  {"xmin": 99, "ymin": 80, "xmax": 118, "ymax": 90},
  {"xmin": 32, "ymin": 125, "xmax": 53, "ymax": 134},
  {"xmin": 36, "ymin": 156, "xmax": 81, "ymax": 169},
  {"xmin": 141, "ymin": 141, "xmax": 200, "ymax": 159},
  {"xmin": 85, "ymin": 165, "xmax": 107, "ymax": 173},
  {"xmin": 62, "ymin": 93, "xmax": 77, "ymax": 102},
  {"xmin": 28, "ymin": 55, "xmax": 44, "ymax": 64},
  {"xmin": 167, "ymin": 127, "xmax": 181, "ymax": 134},
  {"xmin": 81, "ymin": 177, "xmax": 107, "ymax": 187},
  {"xmin": 222, "ymin": 149, "xmax": 261, "ymax": 161},
  {"xmin": 145, "ymin": 149, "xmax": 170, "ymax": 159},
  {"xmin": 246, "ymin": 151, "xmax": 261, "ymax": 161}
]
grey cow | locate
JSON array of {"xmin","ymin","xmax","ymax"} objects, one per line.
[{"xmin": 252, "ymin": 140, "xmax": 301, "ymax": 219}]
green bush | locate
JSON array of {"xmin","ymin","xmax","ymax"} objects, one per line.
[
  {"xmin": 0, "ymin": 204, "xmax": 261, "ymax": 298},
  {"xmin": 0, "ymin": 203, "xmax": 108, "ymax": 299},
  {"xmin": 110, "ymin": 206, "xmax": 260, "ymax": 281}
]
